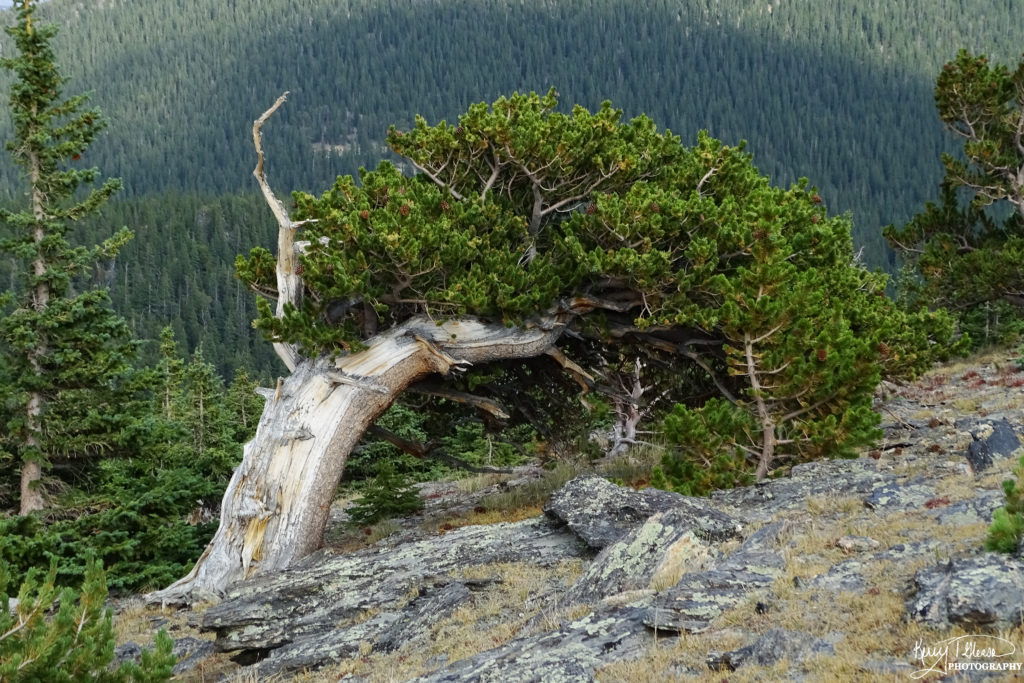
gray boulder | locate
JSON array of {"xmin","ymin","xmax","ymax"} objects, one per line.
[
  {"xmin": 543, "ymin": 474, "xmax": 739, "ymax": 550},
  {"xmin": 171, "ymin": 637, "xmax": 217, "ymax": 676},
  {"xmin": 563, "ymin": 507, "xmax": 720, "ymax": 605},
  {"xmin": 413, "ymin": 606, "xmax": 655, "ymax": 683},
  {"xmin": 907, "ymin": 554, "xmax": 1024, "ymax": 629},
  {"xmin": 712, "ymin": 457, "xmax": 884, "ymax": 522},
  {"xmin": 865, "ymin": 477, "xmax": 939, "ymax": 511},
  {"xmin": 707, "ymin": 628, "xmax": 835, "ymax": 672},
  {"xmin": 966, "ymin": 418, "xmax": 1021, "ymax": 472},
  {"xmin": 201, "ymin": 517, "xmax": 589, "ymax": 674},
  {"xmin": 645, "ymin": 521, "xmax": 787, "ymax": 633}
]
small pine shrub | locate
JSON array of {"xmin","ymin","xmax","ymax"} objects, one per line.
[
  {"xmin": 986, "ymin": 455, "xmax": 1024, "ymax": 554},
  {"xmin": 346, "ymin": 463, "xmax": 424, "ymax": 527},
  {"xmin": 0, "ymin": 557, "xmax": 176, "ymax": 681}
]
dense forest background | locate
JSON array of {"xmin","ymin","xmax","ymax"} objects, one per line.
[{"xmin": 1, "ymin": 0, "xmax": 1022, "ymax": 377}]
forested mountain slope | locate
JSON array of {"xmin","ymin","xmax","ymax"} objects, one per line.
[{"xmin": 1, "ymin": 0, "xmax": 1022, "ymax": 375}]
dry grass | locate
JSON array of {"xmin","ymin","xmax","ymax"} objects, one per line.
[
  {"xmin": 316, "ymin": 559, "xmax": 585, "ymax": 682},
  {"xmin": 475, "ymin": 462, "xmax": 581, "ymax": 513},
  {"xmin": 425, "ymin": 504, "xmax": 544, "ymax": 534},
  {"xmin": 454, "ymin": 472, "xmax": 512, "ymax": 495},
  {"xmin": 325, "ymin": 517, "xmax": 405, "ymax": 553},
  {"xmin": 596, "ymin": 443, "xmax": 665, "ymax": 487},
  {"xmin": 597, "ymin": 435, "xmax": 1017, "ymax": 683}
]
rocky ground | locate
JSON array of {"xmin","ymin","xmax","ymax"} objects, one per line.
[{"xmin": 115, "ymin": 349, "xmax": 1024, "ymax": 681}]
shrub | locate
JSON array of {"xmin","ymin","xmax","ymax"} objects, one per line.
[
  {"xmin": 346, "ymin": 462, "xmax": 424, "ymax": 527},
  {"xmin": 986, "ymin": 455, "xmax": 1024, "ymax": 554},
  {"xmin": 0, "ymin": 557, "xmax": 175, "ymax": 681}
]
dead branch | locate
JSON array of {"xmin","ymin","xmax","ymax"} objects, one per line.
[
  {"xmin": 364, "ymin": 425, "xmax": 514, "ymax": 474},
  {"xmin": 407, "ymin": 383, "xmax": 511, "ymax": 419},
  {"xmin": 252, "ymin": 93, "xmax": 303, "ymax": 371},
  {"xmin": 545, "ymin": 347, "xmax": 594, "ymax": 392}
]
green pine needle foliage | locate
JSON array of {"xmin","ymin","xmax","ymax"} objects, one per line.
[
  {"xmin": 346, "ymin": 462, "xmax": 424, "ymax": 528},
  {"xmin": 0, "ymin": 0, "xmax": 138, "ymax": 513},
  {"xmin": 986, "ymin": 456, "xmax": 1024, "ymax": 554},
  {"xmin": 237, "ymin": 90, "xmax": 958, "ymax": 495},
  {"xmin": 887, "ymin": 50, "xmax": 1024, "ymax": 348},
  {"xmin": 0, "ymin": 557, "xmax": 175, "ymax": 681},
  {"xmin": 0, "ymin": 328, "xmax": 259, "ymax": 593}
]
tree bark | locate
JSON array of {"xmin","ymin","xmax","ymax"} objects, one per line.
[
  {"xmin": 20, "ymin": 120, "xmax": 49, "ymax": 516},
  {"xmin": 148, "ymin": 318, "xmax": 564, "ymax": 605}
]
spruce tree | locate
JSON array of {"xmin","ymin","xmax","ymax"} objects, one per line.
[{"xmin": 0, "ymin": 0, "xmax": 135, "ymax": 514}]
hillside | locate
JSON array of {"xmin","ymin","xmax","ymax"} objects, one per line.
[
  {"xmin": 2, "ymin": 0, "xmax": 1023, "ymax": 376},
  {"xmin": 113, "ymin": 349, "xmax": 1024, "ymax": 680}
]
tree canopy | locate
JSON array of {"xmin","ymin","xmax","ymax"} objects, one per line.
[
  {"xmin": 886, "ymin": 50, "xmax": 1024, "ymax": 345},
  {"xmin": 238, "ymin": 90, "xmax": 955, "ymax": 488}
]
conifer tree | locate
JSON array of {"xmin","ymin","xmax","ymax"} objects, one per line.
[
  {"xmin": 153, "ymin": 91, "xmax": 959, "ymax": 604},
  {"xmin": 0, "ymin": 558, "xmax": 175, "ymax": 681},
  {"xmin": 0, "ymin": 0, "xmax": 135, "ymax": 514},
  {"xmin": 887, "ymin": 50, "xmax": 1024, "ymax": 341}
]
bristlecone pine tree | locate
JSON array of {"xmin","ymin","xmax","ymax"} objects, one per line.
[
  {"xmin": 0, "ymin": 0, "xmax": 135, "ymax": 515},
  {"xmin": 151, "ymin": 89, "xmax": 956, "ymax": 604},
  {"xmin": 886, "ymin": 50, "xmax": 1024, "ymax": 337}
]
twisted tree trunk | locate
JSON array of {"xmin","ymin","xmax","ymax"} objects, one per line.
[
  {"xmin": 148, "ymin": 95, "xmax": 569, "ymax": 605},
  {"xmin": 148, "ymin": 319, "xmax": 563, "ymax": 605}
]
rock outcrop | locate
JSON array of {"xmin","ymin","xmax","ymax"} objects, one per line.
[
  {"xmin": 200, "ymin": 517, "xmax": 589, "ymax": 675},
  {"xmin": 156, "ymin": 353, "xmax": 1024, "ymax": 681}
]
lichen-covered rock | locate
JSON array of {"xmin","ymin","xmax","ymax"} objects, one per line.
[
  {"xmin": 976, "ymin": 418, "xmax": 1021, "ymax": 457},
  {"xmin": 413, "ymin": 606, "xmax": 655, "ymax": 683},
  {"xmin": 112, "ymin": 641, "xmax": 143, "ymax": 667},
  {"xmin": 171, "ymin": 637, "xmax": 217, "ymax": 676},
  {"xmin": 253, "ymin": 579, "xmax": 478, "ymax": 676},
  {"xmin": 925, "ymin": 489, "xmax": 1004, "ymax": 527},
  {"xmin": 810, "ymin": 541, "xmax": 941, "ymax": 593},
  {"xmin": 644, "ymin": 521, "xmax": 787, "ymax": 633},
  {"xmin": 201, "ymin": 517, "xmax": 588, "ymax": 671},
  {"xmin": 543, "ymin": 474, "xmax": 739, "ymax": 550},
  {"xmin": 967, "ymin": 439, "xmax": 996, "ymax": 473},
  {"xmin": 965, "ymin": 418, "xmax": 1021, "ymax": 472},
  {"xmin": 711, "ymin": 458, "xmax": 884, "ymax": 522},
  {"xmin": 707, "ymin": 628, "xmax": 835, "ymax": 672},
  {"xmin": 864, "ymin": 477, "xmax": 938, "ymax": 511},
  {"xmin": 907, "ymin": 554, "xmax": 1024, "ymax": 629},
  {"xmin": 563, "ymin": 508, "xmax": 718, "ymax": 605}
]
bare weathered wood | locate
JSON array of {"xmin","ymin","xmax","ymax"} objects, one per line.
[
  {"xmin": 407, "ymin": 383, "xmax": 511, "ymax": 419},
  {"xmin": 147, "ymin": 318, "xmax": 565, "ymax": 605},
  {"xmin": 252, "ymin": 93, "xmax": 305, "ymax": 372}
]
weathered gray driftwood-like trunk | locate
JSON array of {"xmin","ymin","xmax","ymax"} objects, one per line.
[
  {"xmin": 147, "ymin": 95, "xmax": 568, "ymax": 605},
  {"xmin": 148, "ymin": 319, "xmax": 563, "ymax": 605}
]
